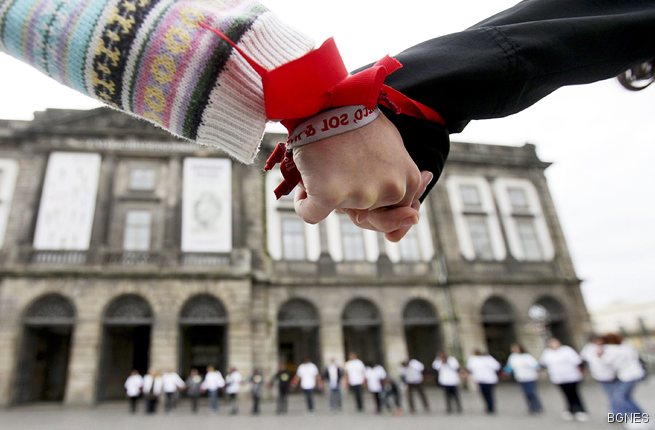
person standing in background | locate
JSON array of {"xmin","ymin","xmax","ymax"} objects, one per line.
[
  {"xmin": 540, "ymin": 338, "xmax": 588, "ymax": 422},
  {"xmin": 581, "ymin": 335, "xmax": 618, "ymax": 415},
  {"xmin": 505, "ymin": 344, "xmax": 543, "ymax": 415},
  {"xmin": 365, "ymin": 363, "xmax": 387, "ymax": 414},
  {"xmin": 185, "ymin": 368, "xmax": 202, "ymax": 414},
  {"xmin": 250, "ymin": 368, "xmax": 265, "ymax": 415},
  {"xmin": 295, "ymin": 357, "xmax": 321, "ymax": 413},
  {"xmin": 162, "ymin": 369, "xmax": 185, "ymax": 413},
  {"xmin": 323, "ymin": 358, "xmax": 344, "ymax": 412},
  {"xmin": 201, "ymin": 365, "xmax": 225, "ymax": 414},
  {"xmin": 466, "ymin": 350, "xmax": 501, "ymax": 415},
  {"xmin": 124, "ymin": 370, "xmax": 143, "ymax": 414},
  {"xmin": 382, "ymin": 376, "xmax": 403, "ymax": 416},
  {"xmin": 143, "ymin": 369, "xmax": 163, "ymax": 415},
  {"xmin": 432, "ymin": 352, "xmax": 462, "ymax": 414},
  {"xmin": 400, "ymin": 358, "xmax": 430, "ymax": 413},
  {"xmin": 271, "ymin": 363, "xmax": 293, "ymax": 414},
  {"xmin": 344, "ymin": 353, "xmax": 367, "ymax": 412},
  {"xmin": 226, "ymin": 367, "xmax": 243, "ymax": 415}
]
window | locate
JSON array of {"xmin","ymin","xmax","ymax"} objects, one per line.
[
  {"xmin": 340, "ymin": 215, "xmax": 366, "ymax": 261},
  {"xmin": 129, "ymin": 168, "xmax": 156, "ymax": 191},
  {"xmin": 281, "ymin": 216, "xmax": 306, "ymax": 260},
  {"xmin": 398, "ymin": 227, "xmax": 421, "ymax": 262},
  {"xmin": 447, "ymin": 176, "xmax": 506, "ymax": 261},
  {"xmin": 516, "ymin": 218, "xmax": 543, "ymax": 260},
  {"xmin": 494, "ymin": 178, "xmax": 554, "ymax": 261},
  {"xmin": 123, "ymin": 211, "xmax": 151, "ymax": 251}
]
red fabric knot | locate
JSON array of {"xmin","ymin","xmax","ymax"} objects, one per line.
[{"xmin": 200, "ymin": 22, "xmax": 445, "ymax": 199}]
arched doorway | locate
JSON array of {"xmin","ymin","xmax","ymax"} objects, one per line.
[
  {"xmin": 98, "ymin": 294, "xmax": 152, "ymax": 400},
  {"xmin": 14, "ymin": 294, "xmax": 75, "ymax": 403},
  {"xmin": 342, "ymin": 298, "xmax": 384, "ymax": 366},
  {"xmin": 535, "ymin": 296, "xmax": 571, "ymax": 345},
  {"xmin": 277, "ymin": 299, "xmax": 320, "ymax": 371},
  {"xmin": 403, "ymin": 299, "xmax": 441, "ymax": 368},
  {"xmin": 179, "ymin": 294, "xmax": 228, "ymax": 375},
  {"xmin": 481, "ymin": 296, "xmax": 516, "ymax": 363}
]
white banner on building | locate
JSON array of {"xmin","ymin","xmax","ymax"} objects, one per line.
[
  {"xmin": 182, "ymin": 158, "xmax": 232, "ymax": 253},
  {"xmin": 33, "ymin": 152, "xmax": 101, "ymax": 250}
]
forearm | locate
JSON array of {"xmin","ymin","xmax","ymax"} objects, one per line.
[
  {"xmin": 0, "ymin": 0, "xmax": 313, "ymax": 163},
  {"xmin": 385, "ymin": 0, "xmax": 655, "ymax": 133}
]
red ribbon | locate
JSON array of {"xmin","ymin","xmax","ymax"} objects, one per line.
[{"xmin": 200, "ymin": 23, "xmax": 445, "ymax": 199}]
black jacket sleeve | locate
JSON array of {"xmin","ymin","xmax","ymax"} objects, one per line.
[{"xmin": 377, "ymin": 0, "xmax": 655, "ymax": 197}]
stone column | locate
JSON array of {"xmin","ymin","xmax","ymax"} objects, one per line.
[
  {"xmin": 225, "ymin": 281, "xmax": 253, "ymax": 377},
  {"xmin": 0, "ymin": 312, "xmax": 20, "ymax": 406},
  {"xmin": 149, "ymin": 313, "xmax": 178, "ymax": 373},
  {"xmin": 382, "ymin": 313, "xmax": 407, "ymax": 378},
  {"xmin": 321, "ymin": 305, "xmax": 344, "ymax": 364},
  {"xmin": 64, "ymin": 318, "xmax": 102, "ymax": 405}
]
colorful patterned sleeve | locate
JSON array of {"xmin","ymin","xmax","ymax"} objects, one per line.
[{"xmin": 0, "ymin": 0, "xmax": 314, "ymax": 163}]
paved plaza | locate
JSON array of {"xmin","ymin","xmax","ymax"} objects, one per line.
[{"xmin": 1, "ymin": 378, "xmax": 653, "ymax": 430}]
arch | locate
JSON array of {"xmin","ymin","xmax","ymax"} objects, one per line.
[
  {"xmin": 23, "ymin": 293, "xmax": 75, "ymax": 326},
  {"xmin": 103, "ymin": 294, "xmax": 153, "ymax": 325},
  {"xmin": 180, "ymin": 294, "xmax": 227, "ymax": 325},
  {"xmin": 480, "ymin": 296, "xmax": 516, "ymax": 362},
  {"xmin": 403, "ymin": 298, "xmax": 441, "ymax": 368},
  {"xmin": 277, "ymin": 298, "xmax": 321, "ymax": 370},
  {"xmin": 533, "ymin": 295, "xmax": 571, "ymax": 345},
  {"xmin": 342, "ymin": 298, "xmax": 381, "ymax": 326},
  {"xmin": 534, "ymin": 295, "xmax": 567, "ymax": 321},
  {"xmin": 14, "ymin": 294, "xmax": 75, "ymax": 403},
  {"xmin": 179, "ymin": 294, "xmax": 228, "ymax": 376},
  {"xmin": 342, "ymin": 298, "xmax": 383, "ymax": 365}
]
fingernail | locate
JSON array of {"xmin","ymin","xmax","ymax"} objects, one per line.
[
  {"xmin": 420, "ymin": 171, "xmax": 433, "ymax": 195},
  {"xmin": 400, "ymin": 215, "xmax": 419, "ymax": 228}
]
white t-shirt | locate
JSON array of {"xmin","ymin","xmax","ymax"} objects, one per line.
[
  {"xmin": 225, "ymin": 371, "xmax": 242, "ymax": 394},
  {"xmin": 507, "ymin": 352, "xmax": 539, "ymax": 382},
  {"xmin": 601, "ymin": 343, "xmax": 645, "ymax": 382},
  {"xmin": 432, "ymin": 357, "xmax": 460, "ymax": 387},
  {"xmin": 580, "ymin": 343, "xmax": 616, "ymax": 382},
  {"xmin": 162, "ymin": 372, "xmax": 185, "ymax": 393},
  {"xmin": 124, "ymin": 374, "xmax": 143, "ymax": 397},
  {"xmin": 539, "ymin": 345, "xmax": 582, "ymax": 384},
  {"xmin": 365, "ymin": 365, "xmax": 387, "ymax": 393},
  {"xmin": 466, "ymin": 355, "xmax": 500, "ymax": 384},
  {"xmin": 345, "ymin": 359, "xmax": 366, "ymax": 386},
  {"xmin": 327, "ymin": 364, "xmax": 340, "ymax": 389},
  {"xmin": 201, "ymin": 370, "xmax": 226, "ymax": 391},
  {"xmin": 403, "ymin": 359, "xmax": 425, "ymax": 384},
  {"xmin": 296, "ymin": 362, "xmax": 319, "ymax": 390},
  {"xmin": 143, "ymin": 375, "xmax": 163, "ymax": 396}
]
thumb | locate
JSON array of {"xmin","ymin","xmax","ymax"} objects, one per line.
[{"xmin": 294, "ymin": 188, "xmax": 337, "ymax": 224}]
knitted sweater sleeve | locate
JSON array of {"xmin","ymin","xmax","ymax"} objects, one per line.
[{"xmin": 0, "ymin": 0, "xmax": 314, "ymax": 163}]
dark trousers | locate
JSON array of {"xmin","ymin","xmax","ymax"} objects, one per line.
[
  {"xmin": 128, "ymin": 396, "xmax": 139, "ymax": 413},
  {"xmin": 407, "ymin": 383, "xmax": 430, "ymax": 412},
  {"xmin": 350, "ymin": 385, "xmax": 364, "ymax": 411},
  {"xmin": 371, "ymin": 392, "xmax": 383, "ymax": 413},
  {"xmin": 303, "ymin": 389, "xmax": 315, "ymax": 411},
  {"xmin": 276, "ymin": 390, "xmax": 289, "ymax": 414},
  {"xmin": 164, "ymin": 392, "xmax": 176, "ymax": 412},
  {"xmin": 519, "ymin": 381, "xmax": 543, "ymax": 413},
  {"xmin": 229, "ymin": 393, "xmax": 238, "ymax": 414},
  {"xmin": 145, "ymin": 396, "xmax": 158, "ymax": 414},
  {"xmin": 189, "ymin": 395, "xmax": 199, "ymax": 413},
  {"xmin": 558, "ymin": 382, "xmax": 586, "ymax": 414},
  {"xmin": 478, "ymin": 383, "xmax": 496, "ymax": 413},
  {"xmin": 443, "ymin": 385, "xmax": 462, "ymax": 413},
  {"xmin": 252, "ymin": 394, "xmax": 261, "ymax": 414}
]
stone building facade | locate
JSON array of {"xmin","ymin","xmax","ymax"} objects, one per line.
[{"xmin": 0, "ymin": 108, "xmax": 590, "ymax": 406}]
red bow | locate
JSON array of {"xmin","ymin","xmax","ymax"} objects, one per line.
[{"xmin": 200, "ymin": 23, "xmax": 445, "ymax": 199}]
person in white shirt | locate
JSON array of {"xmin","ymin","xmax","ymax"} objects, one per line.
[
  {"xmin": 365, "ymin": 363, "xmax": 387, "ymax": 413},
  {"xmin": 400, "ymin": 358, "xmax": 430, "ymax": 413},
  {"xmin": 505, "ymin": 343, "xmax": 543, "ymax": 414},
  {"xmin": 225, "ymin": 367, "xmax": 243, "ymax": 415},
  {"xmin": 124, "ymin": 370, "xmax": 143, "ymax": 414},
  {"xmin": 162, "ymin": 370, "xmax": 185, "ymax": 413},
  {"xmin": 580, "ymin": 335, "xmax": 618, "ymax": 415},
  {"xmin": 344, "ymin": 353, "xmax": 366, "ymax": 412},
  {"xmin": 466, "ymin": 349, "xmax": 501, "ymax": 414},
  {"xmin": 295, "ymin": 357, "xmax": 321, "ymax": 412},
  {"xmin": 600, "ymin": 333, "xmax": 647, "ymax": 420},
  {"xmin": 432, "ymin": 352, "xmax": 462, "ymax": 414},
  {"xmin": 323, "ymin": 358, "xmax": 344, "ymax": 411},
  {"xmin": 142, "ymin": 369, "xmax": 163, "ymax": 414},
  {"xmin": 201, "ymin": 365, "xmax": 225, "ymax": 413},
  {"xmin": 539, "ymin": 338, "xmax": 588, "ymax": 422}
]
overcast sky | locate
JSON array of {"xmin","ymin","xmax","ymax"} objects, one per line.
[{"xmin": 0, "ymin": 0, "xmax": 653, "ymax": 310}]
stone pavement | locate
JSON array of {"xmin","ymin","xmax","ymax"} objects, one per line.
[{"xmin": 1, "ymin": 379, "xmax": 653, "ymax": 430}]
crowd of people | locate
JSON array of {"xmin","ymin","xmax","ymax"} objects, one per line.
[{"xmin": 123, "ymin": 334, "xmax": 650, "ymax": 428}]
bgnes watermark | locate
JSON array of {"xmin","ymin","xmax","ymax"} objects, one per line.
[{"xmin": 608, "ymin": 413, "xmax": 650, "ymax": 424}]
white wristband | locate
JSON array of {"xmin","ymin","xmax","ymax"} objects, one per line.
[{"xmin": 287, "ymin": 105, "xmax": 380, "ymax": 150}]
